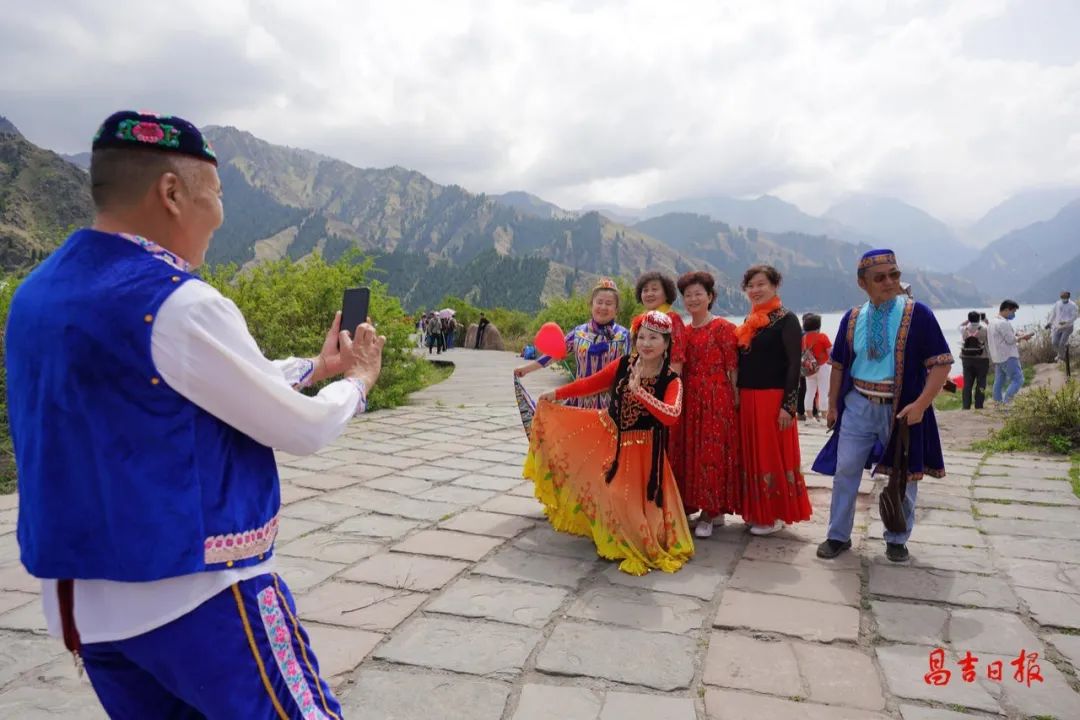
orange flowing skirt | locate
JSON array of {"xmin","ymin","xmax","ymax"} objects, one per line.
[
  {"xmin": 738, "ymin": 389, "xmax": 812, "ymax": 526},
  {"xmin": 523, "ymin": 402, "xmax": 695, "ymax": 575}
]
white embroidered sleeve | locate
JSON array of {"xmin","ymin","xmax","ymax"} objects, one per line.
[
  {"xmin": 150, "ymin": 281, "xmax": 364, "ymax": 456},
  {"xmin": 271, "ymin": 357, "xmax": 316, "ymax": 389}
]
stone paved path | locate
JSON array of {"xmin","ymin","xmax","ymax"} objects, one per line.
[{"xmin": 1, "ymin": 348, "xmax": 1078, "ymax": 719}]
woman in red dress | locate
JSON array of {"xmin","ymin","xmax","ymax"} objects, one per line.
[
  {"xmin": 667, "ymin": 271, "xmax": 741, "ymax": 538},
  {"xmin": 736, "ymin": 265, "xmax": 812, "ymax": 535},
  {"xmin": 634, "ymin": 271, "xmax": 686, "ymax": 375}
]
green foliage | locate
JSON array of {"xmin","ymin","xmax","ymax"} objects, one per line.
[
  {"xmin": 201, "ymin": 251, "xmax": 430, "ymax": 411},
  {"xmin": 0, "ymin": 275, "xmax": 21, "ymax": 493},
  {"xmin": 975, "ymin": 381, "xmax": 1080, "ymax": 455},
  {"xmin": 1019, "ymin": 327, "xmax": 1059, "ymax": 367},
  {"xmin": 1070, "ymin": 453, "xmax": 1080, "ymax": 501}
]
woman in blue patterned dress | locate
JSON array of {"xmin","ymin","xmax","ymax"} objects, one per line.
[{"xmin": 515, "ymin": 278, "xmax": 631, "ymax": 409}]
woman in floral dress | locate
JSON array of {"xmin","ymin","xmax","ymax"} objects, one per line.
[
  {"xmin": 524, "ymin": 311, "xmax": 694, "ymax": 575},
  {"xmin": 667, "ymin": 271, "xmax": 741, "ymax": 538},
  {"xmin": 515, "ymin": 278, "xmax": 630, "ymax": 409}
]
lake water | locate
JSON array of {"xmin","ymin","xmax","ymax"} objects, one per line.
[{"xmin": 722, "ymin": 303, "xmax": 1056, "ymax": 355}]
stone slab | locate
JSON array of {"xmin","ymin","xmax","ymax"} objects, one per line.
[
  {"xmin": 728, "ymin": 558, "xmax": 861, "ymax": 606},
  {"xmin": 399, "ymin": 464, "xmax": 469, "ymax": 482},
  {"xmin": 978, "ymin": 651, "xmax": 1080, "ymax": 719},
  {"xmin": 869, "ymin": 523, "xmax": 986, "ymax": 547},
  {"xmin": 948, "ymin": 608, "xmax": 1041, "ymax": 655},
  {"xmin": 279, "ymin": 483, "xmax": 319, "ymax": 505},
  {"xmin": 375, "ymin": 616, "xmax": 541, "ymax": 677},
  {"xmin": 416, "ymin": 485, "xmax": 496, "ymax": 505},
  {"xmin": 320, "ymin": 487, "xmax": 461, "ymax": 521},
  {"xmin": 362, "ymin": 475, "xmax": 434, "ymax": 495},
  {"xmin": 704, "ymin": 689, "xmax": 890, "ymax": 720},
  {"xmin": 299, "ymin": 581, "xmax": 426, "ymax": 631},
  {"xmin": 899, "ymin": 704, "xmax": 994, "ymax": 720},
  {"xmin": 743, "ymin": 536, "xmax": 861, "ymax": 571},
  {"xmin": 793, "ymin": 641, "xmax": 885, "ymax": 711},
  {"xmin": 599, "ymin": 692, "xmax": 696, "ymax": 720},
  {"xmin": 333, "ymin": 513, "xmax": 421, "ymax": 540},
  {"xmin": 303, "ymin": 623, "xmax": 383, "ymax": 678},
  {"xmin": 1015, "ymin": 586, "xmax": 1080, "ymax": 629},
  {"xmin": 868, "ymin": 565, "xmax": 1018, "ymax": 610},
  {"xmin": 972, "ymin": 486, "xmax": 1079, "ymax": 505},
  {"xmin": 277, "ymin": 531, "xmax": 382, "ymax": 565},
  {"xmin": 479, "ymin": 494, "xmax": 546, "ymax": 518},
  {"xmin": 426, "ymin": 577, "xmax": 568, "ymax": 627},
  {"xmin": 989, "ymin": 534, "xmax": 1080, "ymax": 563},
  {"xmin": 874, "ymin": 644, "xmax": 999, "ymax": 713},
  {"xmin": 339, "ymin": 553, "xmax": 467, "ymax": 591},
  {"xmin": 1001, "ymin": 557, "xmax": 1080, "ymax": 595},
  {"xmin": 474, "ymin": 547, "xmax": 596, "ymax": 588},
  {"xmin": 279, "ymin": 499, "xmax": 361, "ymax": 524},
  {"xmin": 340, "ymin": 668, "xmax": 509, "ymax": 720},
  {"xmin": 0, "ymin": 687, "xmax": 108, "ymax": 719},
  {"xmin": 702, "ymin": 631, "xmax": 801, "ymax": 696},
  {"xmin": 602, "ymin": 559, "xmax": 729, "ymax": 601},
  {"xmin": 535, "ymin": 621, "xmax": 696, "ymax": 691},
  {"xmin": 975, "ymin": 501, "xmax": 1079, "ymax": 522},
  {"xmin": 274, "ymin": 517, "xmax": 325, "ymax": 544},
  {"xmin": 392, "ymin": 529, "xmax": 504, "ymax": 561},
  {"xmin": 270, "ymin": 555, "xmax": 343, "ymax": 593},
  {"xmin": 714, "ymin": 589, "xmax": 860, "ymax": 642},
  {"xmin": 875, "ymin": 542, "xmax": 996, "ymax": 575},
  {"xmin": 512, "ymin": 684, "xmax": 602, "ymax": 720},
  {"xmin": 979, "ymin": 517, "xmax": 1080, "ymax": 540},
  {"xmin": 439, "ymin": 510, "xmax": 535, "ymax": 538},
  {"xmin": 0, "ymin": 631, "xmax": 65, "ymax": 687},
  {"xmin": 567, "ymin": 585, "xmax": 705, "ymax": 635},
  {"xmin": 1049, "ymin": 632, "xmax": 1080, "ymax": 668},
  {"xmin": 453, "ymin": 474, "xmax": 524, "ymax": 492},
  {"xmin": 292, "ymin": 471, "xmax": 374, "ymax": 491},
  {"xmin": 871, "ymin": 601, "xmax": 949, "ymax": 646},
  {"xmin": 514, "ymin": 526, "xmax": 605, "ymax": 560}
]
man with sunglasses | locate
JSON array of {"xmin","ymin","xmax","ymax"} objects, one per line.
[{"xmin": 812, "ymin": 249, "xmax": 953, "ymax": 563}]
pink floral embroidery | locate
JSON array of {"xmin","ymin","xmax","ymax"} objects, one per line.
[
  {"xmin": 132, "ymin": 122, "xmax": 165, "ymax": 143},
  {"xmin": 204, "ymin": 515, "xmax": 278, "ymax": 565},
  {"xmin": 257, "ymin": 587, "xmax": 328, "ymax": 720}
]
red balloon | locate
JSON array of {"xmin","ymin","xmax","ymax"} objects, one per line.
[
  {"xmin": 951, "ymin": 374, "xmax": 964, "ymax": 389},
  {"xmin": 534, "ymin": 322, "xmax": 567, "ymax": 360}
]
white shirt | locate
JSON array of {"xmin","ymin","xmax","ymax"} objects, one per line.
[
  {"xmin": 987, "ymin": 315, "xmax": 1020, "ymax": 364},
  {"xmin": 1050, "ymin": 299, "xmax": 1078, "ymax": 328},
  {"xmin": 40, "ymin": 279, "xmax": 365, "ymax": 643}
]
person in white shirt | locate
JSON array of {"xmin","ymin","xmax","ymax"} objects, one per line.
[
  {"xmin": 987, "ymin": 299, "xmax": 1033, "ymax": 404},
  {"xmin": 7, "ymin": 111, "xmax": 381, "ymax": 718},
  {"xmin": 1048, "ymin": 290, "xmax": 1078, "ymax": 362}
]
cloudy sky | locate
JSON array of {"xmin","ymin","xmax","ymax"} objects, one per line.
[{"xmin": 2, "ymin": 0, "xmax": 1078, "ymax": 224}]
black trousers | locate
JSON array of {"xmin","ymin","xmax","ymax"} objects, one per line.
[{"xmin": 961, "ymin": 357, "xmax": 989, "ymax": 409}]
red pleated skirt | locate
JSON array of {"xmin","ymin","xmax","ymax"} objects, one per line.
[{"xmin": 738, "ymin": 388, "xmax": 812, "ymax": 526}]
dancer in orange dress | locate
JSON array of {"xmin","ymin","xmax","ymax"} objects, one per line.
[
  {"xmin": 668, "ymin": 271, "xmax": 741, "ymax": 538},
  {"xmin": 523, "ymin": 311, "xmax": 694, "ymax": 575},
  {"xmin": 736, "ymin": 264, "xmax": 813, "ymax": 535}
]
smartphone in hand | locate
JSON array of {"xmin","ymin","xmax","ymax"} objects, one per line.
[{"xmin": 340, "ymin": 287, "xmax": 370, "ymax": 348}]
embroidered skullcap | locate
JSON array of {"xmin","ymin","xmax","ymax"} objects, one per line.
[
  {"xmin": 634, "ymin": 310, "xmax": 673, "ymax": 335},
  {"xmin": 858, "ymin": 248, "xmax": 897, "ymax": 270},
  {"xmin": 92, "ymin": 110, "xmax": 217, "ymax": 166}
]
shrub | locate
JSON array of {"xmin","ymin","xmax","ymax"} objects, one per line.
[
  {"xmin": 0, "ymin": 276, "xmax": 23, "ymax": 493},
  {"xmin": 1019, "ymin": 327, "xmax": 1059, "ymax": 367},
  {"xmin": 989, "ymin": 381, "xmax": 1080, "ymax": 454},
  {"xmin": 200, "ymin": 251, "xmax": 431, "ymax": 411}
]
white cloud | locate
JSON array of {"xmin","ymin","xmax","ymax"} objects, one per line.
[{"xmin": 2, "ymin": 0, "xmax": 1078, "ymax": 224}]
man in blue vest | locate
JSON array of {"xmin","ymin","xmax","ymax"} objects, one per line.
[{"xmin": 6, "ymin": 110, "xmax": 384, "ymax": 718}]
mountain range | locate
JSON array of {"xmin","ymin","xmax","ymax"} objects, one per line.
[
  {"xmin": 0, "ymin": 123, "xmax": 93, "ymax": 269},
  {"xmin": 1, "ymin": 113, "xmax": 1075, "ymax": 313}
]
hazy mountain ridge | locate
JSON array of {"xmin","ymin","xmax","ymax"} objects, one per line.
[
  {"xmin": 0, "ymin": 133, "xmax": 94, "ymax": 269},
  {"xmin": 634, "ymin": 213, "xmax": 986, "ymax": 312}
]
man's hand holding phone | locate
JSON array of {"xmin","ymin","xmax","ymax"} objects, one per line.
[{"xmin": 344, "ymin": 321, "xmax": 386, "ymax": 391}]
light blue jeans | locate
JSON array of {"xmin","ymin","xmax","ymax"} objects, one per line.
[
  {"xmin": 828, "ymin": 390, "xmax": 919, "ymax": 546},
  {"xmin": 993, "ymin": 357, "xmax": 1023, "ymax": 403}
]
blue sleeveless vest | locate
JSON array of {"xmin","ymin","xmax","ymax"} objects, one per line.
[{"xmin": 6, "ymin": 229, "xmax": 280, "ymax": 581}]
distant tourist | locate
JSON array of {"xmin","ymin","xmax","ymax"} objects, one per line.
[
  {"xmin": 899, "ymin": 281, "xmax": 913, "ymax": 299},
  {"xmin": 426, "ymin": 313, "xmax": 443, "ymax": 354},
  {"xmin": 634, "ymin": 270, "xmax": 686, "ymax": 375},
  {"xmin": 443, "ymin": 315, "xmax": 456, "ymax": 350},
  {"xmin": 813, "ymin": 249, "xmax": 953, "ymax": 563},
  {"xmin": 668, "ymin": 271, "xmax": 740, "ymax": 538},
  {"xmin": 800, "ymin": 312, "xmax": 832, "ymax": 422},
  {"xmin": 474, "ymin": 313, "xmax": 490, "ymax": 349},
  {"xmin": 958, "ymin": 310, "xmax": 990, "ymax": 410},
  {"xmin": 988, "ymin": 299, "xmax": 1033, "ymax": 405},
  {"xmin": 1048, "ymin": 290, "xmax": 1077, "ymax": 362},
  {"xmin": 514, "ymin": 278, "xmax": 630, "ymax": 409},
  {"xmin": 735, "ymin": 265, "xmax": 812, "ymax": 536},
  {"xmin": 526, "ymin": 311, "xmax": 693, "ymax": 575}
]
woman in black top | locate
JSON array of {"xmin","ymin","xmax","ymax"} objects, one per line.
[{"xmin": 734, "ymin": 265, "xmax": 812, "ymax": 535}]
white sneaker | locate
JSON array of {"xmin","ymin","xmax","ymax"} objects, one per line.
[
  {"xmin": 694, "ymin": 521, "xmax": 714, "ymax": 538},
  {"xmin": 749, "ymin": 520, "xmax": 785, "ymax": 536}
]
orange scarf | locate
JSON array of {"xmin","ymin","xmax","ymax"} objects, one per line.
[{"xmin": 736, "ymin": 295, "xmax": 782, "ymax": 349}]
